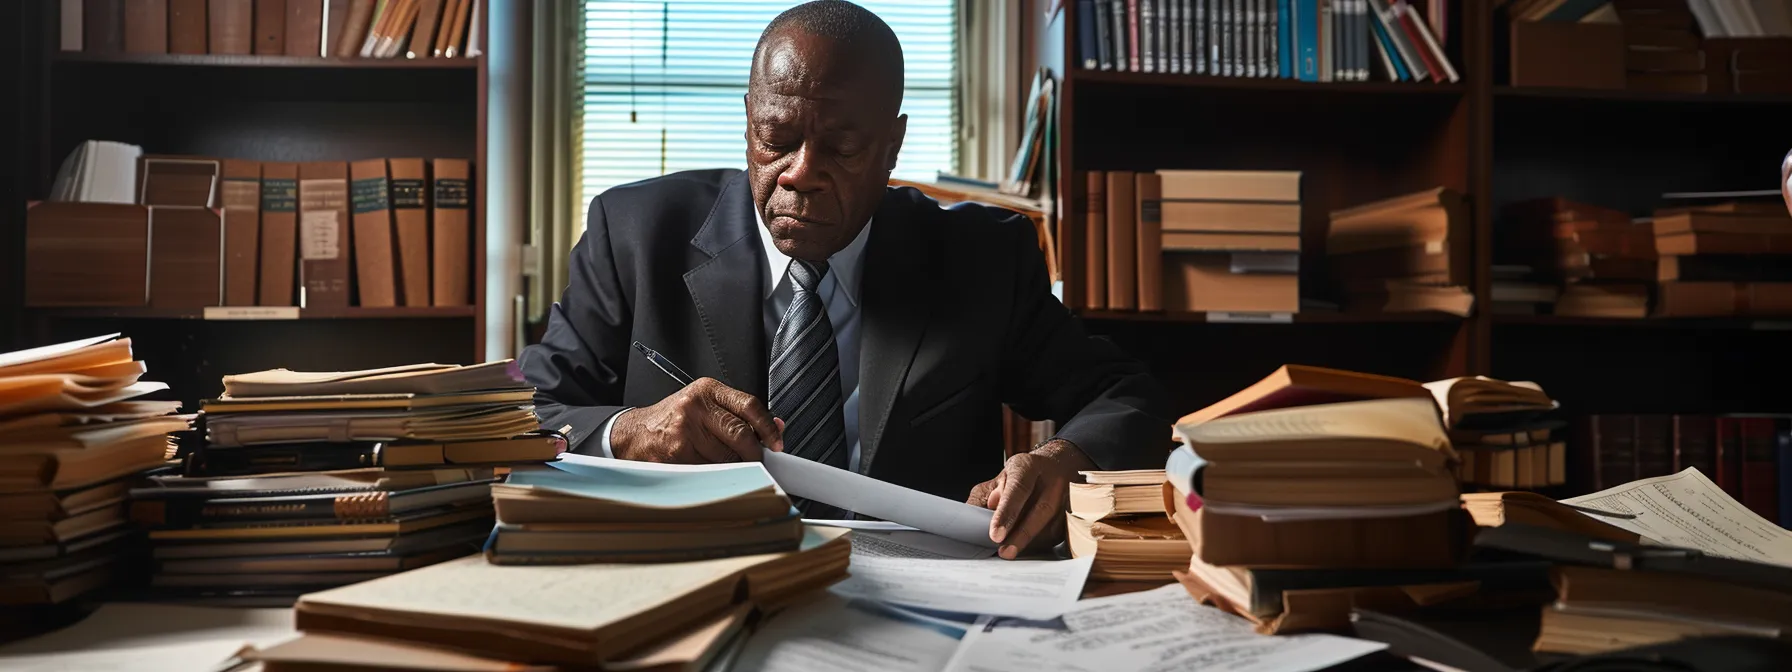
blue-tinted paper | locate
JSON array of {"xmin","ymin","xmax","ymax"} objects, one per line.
[{"xmin": 505, "ymin": 460, "xmax": 776, "ymax": 509}]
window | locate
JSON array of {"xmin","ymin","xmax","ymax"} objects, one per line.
[{"xmin": 578, "ymin": 1, "xmax": 960, "ymax": 213}]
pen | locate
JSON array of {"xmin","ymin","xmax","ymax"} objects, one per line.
[{"xmin": 632, "ymin": 341, "xmax": 696, "ymax": 387}]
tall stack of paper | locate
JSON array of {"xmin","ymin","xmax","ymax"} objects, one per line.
[
  {"xmin": 1163, "ymin": 365, "xmax": 1479, "ymax": 634},
  {"xmin": 484, "ymin": 456, "xmax": 802, "ymax": 564},
  {"xmin": 1427, "ymin": 377, "xmax": 1565, "ymax": 491},
  {"xmin": 1065, "ymin": 469, "xmax": 1190, "ymax": 581},
  {"xmin": 0, "ymin": 334, "xmax": 188, "ymax": 607},
  {"xmin": 288, "ymin": 526, "xmax": 852, "ymax": 667},
  {"xmin": 127, "ymin": 361, "xmax": 559, "ymax": 603}
]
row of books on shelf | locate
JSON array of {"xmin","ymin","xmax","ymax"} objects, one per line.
[
  {"xmin": 1075, "ymin": 168, "xmax": 1471, "ymax": 317},
  {"xmin": 1509, "ymin": 1, "xmax": 1792, "ymax": 95},
  {"xmin": 1582, "ymin": 413, "xmax": 1792, "ymax": 526},
  {"xmin": 28, "ymin": 140, "xmax": 473, "ymax": 310},
  {"xmin": 1493, "ymin": 192, "xmax": 1792, "ymax": 318},
  {"xmin": 64, "ymin": 0, "xmax": 481, "ymax": 59},
  {"xmin": 1072, "ymin": 0, "xmax": 1459, "ymax": 83}
]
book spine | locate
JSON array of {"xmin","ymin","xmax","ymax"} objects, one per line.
[
  {"xmin": 350, "ymin": 158, "xmax": 399, "ymax": 307},
  {"xmin": 430, "ymin": 158, "xmax": 472, "ymax": 306},
  {"xmin": 186, "ymin": 442, "xmax": 383, "ymax": 477},
  {"xmin": 298, "ymin": 161, "xmax": 352, "ymax": 308},
  {"xmin": 258, "ymin": 163, "xmax": 299, "ymax": 306},
  {"xmin": 1740, "ymin": 417, "xmax": 1779, "ymax": 521}
]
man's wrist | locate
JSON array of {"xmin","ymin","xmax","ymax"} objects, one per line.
[{"xmin": 1030, "ymin": 438, "xmax": 1097, "ymax": 478}]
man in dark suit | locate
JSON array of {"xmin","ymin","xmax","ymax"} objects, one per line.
[{"xmin": 521, "ymin": 0, "xmax": 1168, "ymax": 559}]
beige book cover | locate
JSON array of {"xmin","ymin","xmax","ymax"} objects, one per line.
[{"xmin": 350, "ymin": 159, "xmax": 399, "ymax": 307}]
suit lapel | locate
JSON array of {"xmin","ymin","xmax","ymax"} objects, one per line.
[
  {"xmin": 857, "ymin": 191, "xmax": 938, "ymax": 474},
  {"xmin": 684, "ymin": 172, "xmax": 769, "ymax": 398}
]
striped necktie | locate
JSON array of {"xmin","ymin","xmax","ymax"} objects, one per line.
[{"xmin": 768, "ymin": 259, "xmax": 850, "ymax": 519}]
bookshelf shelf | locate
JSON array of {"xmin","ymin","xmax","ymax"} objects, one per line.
[
  {"xmin": 1078, "ymin": 310, "xmax": 1465, "ymax": 324},
  {"xmin": 1493, "ymin": 85, "xmax": 1792, "ymax": 106},
  {"xmin": 51, "ymin": 52, "xmax": 481, "ymax": 70},
  {"xmin": 1071, "ymin": 69, "xmax": 1466, "ymax": 95},
  {"xmin": 1490, "ymin": 314, "xmax": 1792, "ymax": 330},
  {"xmin": 25, "ymin": 306, "xmax": 479, "ymax": 320}
]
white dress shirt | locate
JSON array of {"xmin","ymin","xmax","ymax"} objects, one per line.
[{"xmin": 597, "ymin": 211, "xmax": 871, "ymax": 471}]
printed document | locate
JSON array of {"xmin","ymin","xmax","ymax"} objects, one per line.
[
  {"xmin": 808, "ymin": 520, "xmax": 997, "ymax": 559},
  {"xmin": 1563, "ymin": 466, "xmax": 1792, "ymax": 566},
  {"xmin": 828, "ymin": 546, "xmax": 1095, "ymax": 619},
  {"xmin": 942, "ymin": 584, "xmax": 1387, "ymax": 672},
  {"xmin": 763, "ymin": 451, "xmax": 997, "ymax": 548},
  {"xmin": 731, "ymin": 594, "xmax": 967, "ymax": 672}
]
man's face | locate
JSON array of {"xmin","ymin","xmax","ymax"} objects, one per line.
[{"xmin": 745, "ymin": 31, "xmax": 907, "ymax": 262}]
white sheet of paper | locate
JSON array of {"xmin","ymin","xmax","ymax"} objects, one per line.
[
  {"xmin": 942, "ymin": 584, "xmax": 1387, "ymax": 672},
  {"xmin": 731, "ymin": 593, "xmax": 968, "ymax": 672},
  {"xmin": 762, "ymin": 451, "xmax": 997, "ymax": 548},
  {"xmin": 809, "ymin": 520, "xmax": 997, "ymax": 560},
  {"xmin": 1562, "ymin": 466, "xmax": 1792, "ymax": 566},
  {"xmin": 0, "ymin": 604, "xmax": 296, "ymax": 671},
  {"xmin": 828, "ymin": 543, "xmax": 1095, "ymax": 619}
]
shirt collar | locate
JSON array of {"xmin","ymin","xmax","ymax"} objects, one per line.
[{"xmin": 753, "ymin": 207, "xmax": 871, "ymax": 307}]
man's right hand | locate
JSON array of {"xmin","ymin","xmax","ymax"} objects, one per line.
[{"xmin": 609, "ymin": 378, "xmax": 783, "ymax": 464}]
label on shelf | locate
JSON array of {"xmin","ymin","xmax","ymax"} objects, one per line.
[
  {"xmin": 1207, "ymin": 312, "xmax": 1294, "ymax": 324},
  {"xmin": 204, "ymin": 306, "xmax": 301, "ymax": 320}
]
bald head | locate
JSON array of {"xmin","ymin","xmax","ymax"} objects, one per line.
[
  {"xmin": 750, "ymin": 0, "xmax": 905, "ymax": 113},
  {"xmin": 742, "ymin": 1, "xmax": 909, "ymax": 263}
]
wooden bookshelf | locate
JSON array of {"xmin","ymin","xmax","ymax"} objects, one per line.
[
  {"xmin": 3, "ymin": 0, "xmax": 532, "ymax": 409},
  {"xmin": 1026, "ymin": 0, "xmax": 1792, "ymax": 489}
]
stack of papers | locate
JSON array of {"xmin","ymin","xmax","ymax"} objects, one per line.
[
  {"xmin": 485, "ymin": 455, "xmax": 803, "ymax": 564},
  {"xmin": 131, "ymin": 360, "xmax": 556, "ymax": 603},
  {"xmin": 0, "ymin": 334, "xmax": 187, "ymax": 607}
]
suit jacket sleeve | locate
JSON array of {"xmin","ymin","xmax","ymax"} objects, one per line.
[
  {"xmin": 519, "ymin": 195, "xmax": 634, "ymax": 455},
  {"xmin": 991, "ymin": 210, "xmax": 1172, "ymax": 470}
]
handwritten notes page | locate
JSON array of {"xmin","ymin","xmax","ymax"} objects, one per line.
[
  {"xmin": 942, "ymin": 584, "xmax": 1386, "ymax": 672},
  {"xmin": 1563, "ymin": 467, "xmax": 1792, "ymax": 566}
]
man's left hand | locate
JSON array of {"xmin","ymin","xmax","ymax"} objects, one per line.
[{"xmin": 966, "ymin": 439, "xmax": 1097, "ymax": 560}]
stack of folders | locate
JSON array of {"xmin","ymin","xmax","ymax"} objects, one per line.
[
  {"xmin": 248, "ymin": 526, "xmax": 853, "ymax": 670},
  {"xmin": 1428, "ymin": 377, "xmax": 1565, "ymax": 491},
  {"xmin": 0, "ymin": 334, "xmax": 188, "ymax": 607},
  {"xmin": 1065, "ymin": 469, "xmax": 1191, "ymax": 581},
  {"xmin": 1163, "ymin": 364, "xmax": 1527, "ymax": 634},
  {"xmin": 485, "ymin": 457, "xmax": 804, "ymax": 565},
  {"xmin": 127, "ymin": 361, "xmax": 562, "ymax": 603}
]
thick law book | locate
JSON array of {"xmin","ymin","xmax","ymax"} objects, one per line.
[
  {"xmin": 297, "ymin": 161, "xmax": 352, "ymax": 309},
  {"xmin": 219, "ymin": 159, "xmax": 261, "ymax": 306},
  {"xmin": 389, "ymin": 158, "xmax": 433, "ymax": 306},
  {"xmin": 430, "ymin": 158, "xmax": 471, "ymax": 306},
  {"xmin": 258, "ymin": 162, "xmax": 300, "ymax": 306},
  {"xmin": 349, "ymin": 158, "xmax": 399, "ymax": 307}
]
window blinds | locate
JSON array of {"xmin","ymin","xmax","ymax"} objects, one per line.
[{"xmin": 579, "ymin": 1, "xmax": 959, "ymax": 214}]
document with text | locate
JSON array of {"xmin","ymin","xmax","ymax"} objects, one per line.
[
  {"xmin": 825, "ymin": 536, "xmax": 1095, "ymax": 619},
  {"xmin": 731, "ymin": 594, "xmax": 967, "ymax": 672},
  {"xmin": 763, "ymin": 451, "xmax": 997, "ymax": 548},
  {"xmin": 942, "ymin": 584, "xmax": 1387, "ymax": 672},
  {"xmin": 1563, "ymin": 467, "xmax": 1792, "ymax": 566}
]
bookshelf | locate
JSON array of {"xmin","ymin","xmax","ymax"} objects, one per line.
[
  {"xmin": 1028, "ymin": 0, "xmax": 1792, "ymax": 492},
  {"xmin": 2, "ymin": 0, "xmax": 532, "ymax": 409}
]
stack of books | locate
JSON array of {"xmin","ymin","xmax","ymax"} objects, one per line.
[
  {"xmin": 1080, "ymin": 168, "xmax": 1303, "ymax": 314},
  {"xmin": 1464, "ymin": 469, "xmax": 1792, "ymax": 655},
  {"xmin": 1327, "ymin": 187, "xmax": 1473, "ymax": 316},
  {"xmin": 127, "ymin": 361, "xmax": 560, "ymax": 603},
  {"xmin": 485, "ymin": 457, "xmax": 804, "ymax": 564},
  {"xmin": 0, "ymin": 334, "xmax": 188, "ymax": 607},
  {"xmin": 255, "ymin": 526, "xmax": 853, "ymax": 669},
  {"xmin": 1651, "ymin": 195, "xmax": 1792, "ymax": 317},
  {"xmin": 1163, "ymin": 365, "xmax": 1479, "ymax": 633},
  {"xmin": 1500, "ymin": 197, "xmax": 1653, "ymax": 318},
  {"xmin": 1426, "ymin": 377, "xmax": 1563, "ymax": 491},
  {"xmin": 1065, "ymin": 469, "xmax": 1190, "ymax": 581}
]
